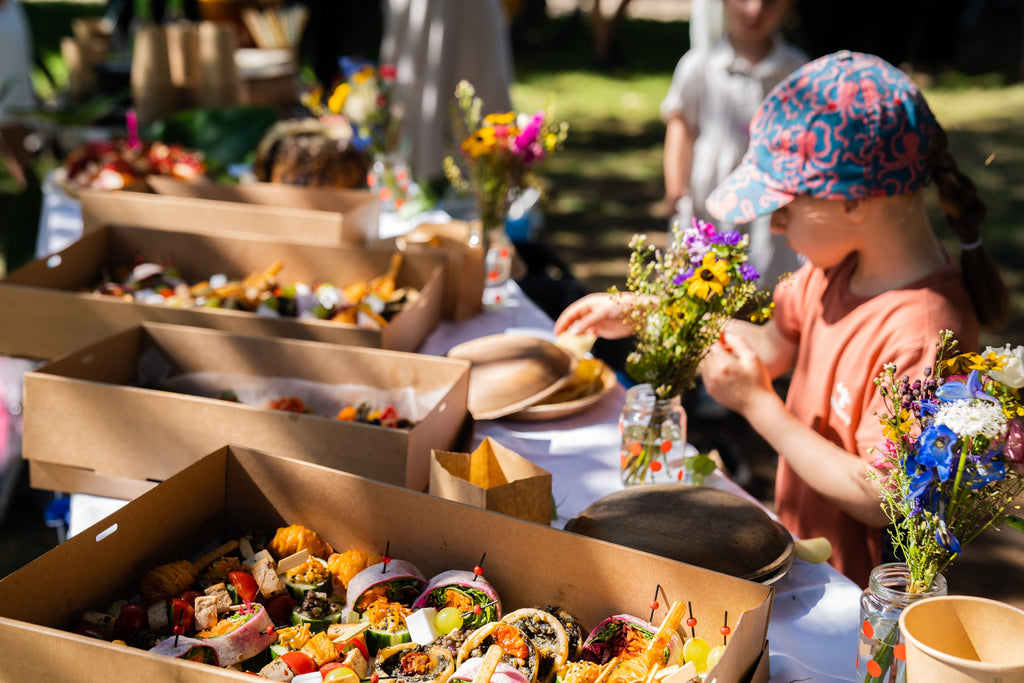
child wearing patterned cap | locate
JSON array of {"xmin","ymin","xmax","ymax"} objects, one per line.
[{"xmin": 555, "ymin": 51, "xmax": 1009, "ymax": 586}]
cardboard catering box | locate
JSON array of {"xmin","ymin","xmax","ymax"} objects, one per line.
[
  {"xmin": 23, "ymin": 322, "xmax": 470, "ymax": 496},
  {"xmin": 0, "ymin": 445, "xmax": 773, "ymax": 682},
  {"xmin": 78, "ymin": 183, "xmax": 380, "ymax": 246},
  {"xmin": 0, "ymin": 223, "xmax": 445, "ymax": 360}
]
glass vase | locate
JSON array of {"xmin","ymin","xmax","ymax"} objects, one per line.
[
  {"xmin": 618, "ymin": 383, "xmax": 696, "ymax": 486},
  {"xmin": 482, "ymin": 223, "xmax": 514, "ymax": 310},
  {"xmin": 367, "ymin": 152, "xmax": 414, "ymax": 213},
  {"xmin": 856, "ymin": 562, "xmax": 947, "ymax": 683}
]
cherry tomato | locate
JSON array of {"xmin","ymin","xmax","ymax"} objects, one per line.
[
  {"xmin": 280, "ymin": 650, "xmax": 317, "ymax": 675},
  {"xmin": 229, "ymin": 570, "xmax": 260, "ymax": 603},
  {"xmin": 180, "ymin": 590, "xmax": 202, "ymax": 607},
  {"xmin": 171, "ymin": 598, "xmax": 195, "ymax": 634},
  {"xmin": 337, "ymin": 635, "xmax": 369, "ymax": 663},
  {"xmin": 264, "ymin": 594, "xmax": 298, "ymax": 626},
  {"xmin": 118, "ymin": 602, "xmax": 147, "ymax": 639}
]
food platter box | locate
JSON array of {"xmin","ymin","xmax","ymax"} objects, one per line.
[
  {"xmin": 0, "ymin": 223, "xmax": 445, "ymax": 360},
  {"xmin": 23, "ymin": 322, "xmax": 470, "ymax": 495},
  {"xmin": 0, "ymin": 444, "xmax": 773, "ymax": 682},
  {"xmin": 78, "ymin": 178, "xmax": 379, "ymax": 246},
  {"xmin": 376, "ymin": 220, "xmax": 484, "ymax": 322}
]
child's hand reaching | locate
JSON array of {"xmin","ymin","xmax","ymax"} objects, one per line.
[
  {"xmin": 552, "ymin": 292, "xmax": 639, "ymax": 340},
  {"xmin": 701, "ymin": 332, "xmax": 776, "ymax": 415}
]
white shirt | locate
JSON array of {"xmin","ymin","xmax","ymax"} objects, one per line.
[{"xmin": 660, "ymin": 34, "xmax": 807, "ymax": 285}]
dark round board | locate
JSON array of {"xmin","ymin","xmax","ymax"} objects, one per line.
[{"xmin": 564, "ymin": 483, "xmax": 794, "ymax": 584}]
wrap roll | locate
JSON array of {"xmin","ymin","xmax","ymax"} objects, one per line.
[
  {"xmin": 149, "ymin": 603, "xmax": 277, "ymax": 667},
  {"xmin": 373, "ymin": 641, "xmax": 456, "ymax": 683},
  {"xmin": 501, "ymin": 608, "xmax": 570, "ymax": 683},
  {"xmin": 579, "ymin": 614, "xmax": 683, "ymax": 668},
  {"xmin": 532, "ymin": 605, "xmax": 584, "ymax": 661},
  {"xmin": 412, "ymin": 570, "xmax": 502, "ymax": 631},
  {"xmin": 346, "ymin": 559, "xmax": 427, "ymax": 614},
  {"xmin": 452, "ymin": 657, "xmax": 532, "ymax": 683},
  {"xmin": 457, "ymin": 621, "xmax": 540, "ymax": 683}
]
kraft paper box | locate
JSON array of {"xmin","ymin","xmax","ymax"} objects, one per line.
[
  {"xmin": 0, "ymin": 223, "xmax": 444, "ymax": 360},
  {"xmin": 76, "ymin": 187, "xmax": 376, "ymax": 248},
  {"xmin": 430, "ymin": 437, "xmax": 552, "ymax": 525},
  {"xmin": 376, "ymin": 220, "xmax": 484, "ymax": 322},
  {"xmin": 0, "ymin": 445, "xmax": 773, "ymax": 682},
  {"xmin": 23, "ymin": 322, "xmax": 470, "ymax": 496}
]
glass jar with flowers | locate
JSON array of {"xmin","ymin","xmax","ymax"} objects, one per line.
[
  {"xmin": 615, "ymin": 218, "xmax": 773, "ymax": 486},
  {"xmin": 444, "ymin": 80, "xmax": 567, "ymax": 309},
  {"xmin": 860, "ymin": 331, "xmax": 1024, "ymax": 682}
]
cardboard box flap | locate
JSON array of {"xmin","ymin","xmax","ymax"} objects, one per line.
[{"xmin": 79, "ymin": 189, "xmax": 356, "ymax": 246}]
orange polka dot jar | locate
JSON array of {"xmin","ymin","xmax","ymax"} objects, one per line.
[
  {"xmin": 857, "ymin": 562, "xmax": 947, "ymax": 682},
  {"xmin": 618, "ymin": 383, "xmax": 695, "ymax": 486}
]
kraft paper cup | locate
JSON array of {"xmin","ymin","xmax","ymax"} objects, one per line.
[{"xmin": 899, "ymin": 595, "xmax": 1024, "ymax": 683}]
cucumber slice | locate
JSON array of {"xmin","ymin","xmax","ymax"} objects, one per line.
[
  {"xmin": 269, "ymin": 643, "xmax": 289, "ymax": 660},
  {"xmin": 284, "ymin": 557, "xmax": 333, "ymax": 602},
  {"xmin": 291, "ymin": 607, "xmax": 345, "ymax": 634},
  {"xmin": 365, "ymin": 625, "xmax": 411, "ymax": 655}
]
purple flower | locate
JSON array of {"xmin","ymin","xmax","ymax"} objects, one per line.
[
  {"xmin": 673, "ymin": 268, "xmax": 694, "ymax": 286},
  {"xmin": 512, "ymin": 112, "xmax": 545, "ymax": 162},
  {"xmin": 739, "ymin": 263, "xmax": 759, "ymax": 282},
  {"xmin": 713, "ymin": 230, "xmax": 742, "ymax": 246}
]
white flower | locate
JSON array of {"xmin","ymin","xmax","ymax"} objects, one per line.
[
  {"xmin": 986, "ymin": 344, "xmax": 1024, "ymax": 389},
  {"xmin": 342, "ymin": 80, "xmax": 379, "ymax": 125},
  {"xmin": 934, "ymin": 400, "xmax": 1007, "ymax": 440}
]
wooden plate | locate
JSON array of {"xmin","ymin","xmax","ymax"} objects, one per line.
[
  {"xmin": 447, "ymin": 334, "xmax": 578, "ymax": 421},
  {"xmin": 564, "ymin": 484, "xmax": 794, "ymax": 584},
  {"xmin": 508, "ymin": 359, "xmax": 617, "ymax": 421}
]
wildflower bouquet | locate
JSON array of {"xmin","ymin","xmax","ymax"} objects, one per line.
[
  {"xmin": 302, "ymin": 57, "xmax": 402, "ymax": 156},
  {"xmin": 614, "ymin": 219, "xmax": 773, "ymax": 486},
  {"xmin": 873, "ymin": 330, "xmax": 1024, "ymax": 593},
  {"xmin": 616, "ymin": 218, "xmax": 773, "ymax": 400},
  {"xmin": 443, "ymin": 80, "xmax": 568, "ymax": 234}
]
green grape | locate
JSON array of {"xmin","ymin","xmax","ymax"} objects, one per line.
[
  {"xmin": 434, "ymin": 606, "xmax": 464, "ymax": 634},
  {"xmin": 683, "ymin": 636, "xmax": 710, "ymax": 673},
  {"xmin": 704, "ymin": 645, "xmax": 726, "ymax": 673}
]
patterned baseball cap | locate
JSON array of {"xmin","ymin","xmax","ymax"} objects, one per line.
[{"xmin": 706, "ymin": 51, "xmax": 938, "ymax": 225}]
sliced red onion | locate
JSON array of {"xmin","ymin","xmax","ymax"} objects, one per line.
[
  {"xmin": 345, "ymin": 559, "xmax": 427, "ymax": 616},
  {"xmin": 451, "ymin": 656, "xmax": 532, "ymax": 683},
  {"xmin": 581, "ymin": 614, "xmax": 683, "ymax": 666}
]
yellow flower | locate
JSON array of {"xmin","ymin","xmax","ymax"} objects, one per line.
[
  {"xmin": 483, "ymin": 112, "xmax": 516, "ymax": 126},
  {"xmin": 883, "ymin": 408, "xmax": 913, "ymax": 442},
  {"xmin": 327, "ymin": 83, "xmax": 350, "ymax": 115},
  {"xmin": 353, "ymin": 66, "xmax": 375, "ymax": 84},
  {"xmin": 685, "ymin": 253, "xmax": 730, "ymax": 300},
  {"xmin": 462, "ymin": 127, "xmax": 498, "ymax": 157},
  {"xmin": 968, "ymin": 350, "xmax": 1007, "ymax": 373}
]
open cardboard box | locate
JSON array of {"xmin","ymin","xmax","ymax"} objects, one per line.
[
  {"xmin": 23, "ymin": 322, "xmax": 470, "ymax": 496},
  {"xmin": 0, "ymin": 445, "xmax": 773, "ymax": 682},
  {"xmin": 0, "ymin": 223, "xmax": 445, "ymax": 360},
  {"xmin": 78, "ymin": 182, "xmax": 379, "ymax": 247}
]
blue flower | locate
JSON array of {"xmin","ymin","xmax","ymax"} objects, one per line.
[
  {"xmin": 935, "ymin": 517, "xmax": 961, "ymax": 554},
  {"xmin": 936, "ymin": 370, "xmax": 999, "ymax": 403},
  {"xmin": 964, "ymin": 449, "xmax": 1007, "ymax": 489},
  {"xmin": 916, "ymin": 424, "xmax": 958, "ymax": 482}
]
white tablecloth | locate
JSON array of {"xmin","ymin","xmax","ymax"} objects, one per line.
[{"xmin": 68, "ymin": 282, "xmax": 862, "ymax": 682}]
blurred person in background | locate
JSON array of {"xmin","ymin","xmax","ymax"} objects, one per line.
[
  {"xmin": 661, "ymin": 0, "xmax": 806, "ymax": 287},
  {"xmin": 381, "ymin": 0, "xmax": 514, "ymax": 184}
]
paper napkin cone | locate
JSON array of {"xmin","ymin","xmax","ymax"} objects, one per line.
[
  {"xmin": 196, "ymin": 20, "xmax": 240, "ymax": 107},
  {"xmin": 899, "ymin": 595, "xmax": 1024, "ymax": 682},
  {"xmin": 430, "ymin": 437, "xmax": 552, "ymax": 525},
  {"xmin": 166, "ymin": 20, "xmax": 200, "ymax": 107},
  {"xmin": 130, "ymin": 25, "xmax": 176, "ymax": 125}
]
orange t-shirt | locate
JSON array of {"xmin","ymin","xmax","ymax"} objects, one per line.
[{"xmin": 772, "ymin": 255, "xmax": 979, "ymax": 587}]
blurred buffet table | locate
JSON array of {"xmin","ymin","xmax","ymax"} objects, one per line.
[{"xmin": 68, "ymin": 281, "xmax": 862, "ymax": 683}]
